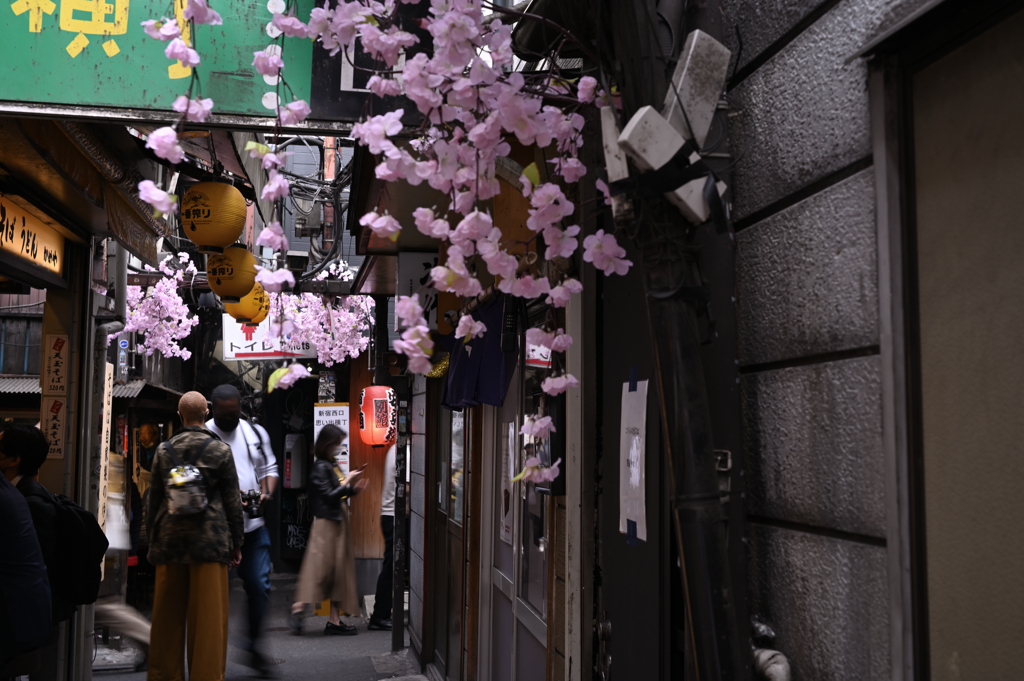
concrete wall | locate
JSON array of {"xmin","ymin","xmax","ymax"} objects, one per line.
[{"xmin": 723, "ymin": 0, "xmax": 928, "ymax": 678}]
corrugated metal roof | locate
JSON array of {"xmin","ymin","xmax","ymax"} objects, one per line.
[
  {"xmin": 112, "ymin": 380, "xmax": 146, "ymax": 398},
  {"xmin": 0, "ymin": 377, "xmax": 41, "ymax": 394}
]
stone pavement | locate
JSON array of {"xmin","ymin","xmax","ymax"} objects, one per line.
[{"xmin": 95, "ymin": 573, "xmax": 424, "ymax": 681}]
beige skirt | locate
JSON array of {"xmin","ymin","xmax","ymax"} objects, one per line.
[{"xmin": 294, "ymin": 511, "xmax": 359, "ymax": 615}]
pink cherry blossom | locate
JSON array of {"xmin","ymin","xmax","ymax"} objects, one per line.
[
  {"xmin": 527, "ymin": 183, "xmax": 574, "ymax": 232},
  {"xmin": 577, "ymin": 76, "xmax": 598, "ymax": 104},
  {"xmin": 138, "ymin": 180, "xmax": 177, "ymax": 215},
  {"xmin": 395, "ymin": 295, "xmax": 424, "ymax": 328},
  {"xmin": 360, "ymin": 23, "xmax": 418, "ymax": 67},
  {"xmin": 393, "ymin": 324, "xmax": 434, "ymax": 375},
  {"xmin": 183, "ymin": 0, "xmax": 222, "ymax": 25},
  {"xmin": 278, "ymin": 100, "xmax": 312, "ymax": 126},
  {"xmin": 367, "ymin": 76, "xmax": 402, "ymax": 97},
  {"xmin": 413, "ymin": 207, "xmax": 451, "ymax": 240},
  {"xmin": 268, "ymin": 315, "xmax": 296, "ymax": 339},
  {"xmin": 451, "ymin": 210, "xmax": 492, "ymax": 249},
  {"xmin": 117, "ymin": 254, "xmax": 197, "ymax": 359},
  {"xmin": 544, "ymin": 224, "xmax": 580, "ymax": 260},
  {"xmin": 141, "ymin": 18, "xmax": 180, "ymax": 41},
  {"xmin": 253, "ymin": 50, "xmax": 285, "ymax": 77},
  {"xmin": 513, "ymin": 456, "xmax": 562, "ymax": 483},
  {"xmin": 145, "ymin": 127, "xmax": 185, "ymax": 164},
  {"xmin": 583, "ymin": 229, "xmax": 632, "ymax": 276},
  {"xmin": 455, "ymin": 315, "xmax": 486, "ymax": 340},
  {"xmin": 520, "ymin": 415, "xmax": 556, "ymax": 439},
  {"xmin": 595, "ymin": 178, "xmax": 613, "ymax": 206},
  {"xmin": 172, "ymin": 96, "xmax": 214, "ymax": 123},
  {"xmin": 165, "ymin": 38, "xmax": 200, "ymax": 67},
  {"xmin": 255, "ymin": 267, "xmax": 296, "ymax": 293},
  {"xmin": 256, "ymin": 221, "xmax": 288, "ymax": 252},
  {"xmin": 350, "ymin": 110, "xmax": 404, "ymax": 155},
  {"xmin": 550, "ymin": 157, "xmax": 587, "ymax": 183},
  {"xmin": 274, "ymin": 363, "xmax": 310, "ymax": 390},
  {"xmin": 262, "ymin": 171, "xmax": 290, "ymax": 201},
  {"xmin": 497, "ymin": 274, "xmax": 550, "ymax": 299},
  {"xmin": 477, "ymin": 228, "xmax": 517, "ymax": 279},
  {"xmin": 360, "ymin": 211, "xmax": 402, "ymax": 242},
  {"xmin": 546, "ymin": 278, "xmax": 583, "ymax": 308},
  {"xmin": 541, "ymin": 373, "xmax": 579, "ymax": 396},
  {"xmin": 272, "ymin": 10, "xmax": 308, "ymax": 37}
]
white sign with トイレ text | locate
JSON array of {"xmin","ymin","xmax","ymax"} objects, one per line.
[{"xmin": 221, "ymin": 314, "xmax": 317, "ymax": 361}]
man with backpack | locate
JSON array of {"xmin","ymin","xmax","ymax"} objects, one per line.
[
  {"xmin": 147, "ymin": 391, "xmax": 244, "ymax": 681},
  {"xmin": 1, "ymin": 424, "xmax": 108, "ymax": 681},
  {"xmin": 207, "ymin": 384, "xmax": 278, "ymax": 677}
]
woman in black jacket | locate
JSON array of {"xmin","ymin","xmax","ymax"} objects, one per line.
[{"xmin": 290, "ymin": 425, "xmax": 367, "ymax": 635}]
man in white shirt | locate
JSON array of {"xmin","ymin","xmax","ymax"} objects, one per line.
[
  {"xmin": 369, "ymin": 444, "xmax": 396, "ymax": 630},
  {"xmin": 207, "ymin": 385, "xmax": 277, "ymax": 677}
]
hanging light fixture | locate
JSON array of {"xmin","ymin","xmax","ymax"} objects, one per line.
[
  {"xmin": 359, "ymin": 385, "xmax": 397, "ymax": 447},
  {"xmin": 224, "ymin": 282, "xmax": 268, "ymax": 324},
  {"xmin": 181, "ymin": 182, "xmax": 247, "ymax": 254},
  {"xmin": 206, "ymin": 245, "xmax": 257, "ymax": 303}
]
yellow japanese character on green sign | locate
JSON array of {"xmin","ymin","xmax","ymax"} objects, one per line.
[
  {"xmin": 10, "ymin": 0, "xmax": 56, "ymax": 33},
  {"xmin": 60, "ymin": 0, "xmax": 129, "ymax": 58}
]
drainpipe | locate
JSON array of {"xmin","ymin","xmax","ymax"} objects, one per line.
[{"xmin": 74, "ymin": 318, "xmax": 122, "ymax": 681}]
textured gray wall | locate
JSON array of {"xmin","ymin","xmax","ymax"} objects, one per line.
[
  {"xmin": 748, "ymin": 524, "xmax": 890, "ymax": 681},
  {"xmin": 722, "ymin": 0, "xmax": 935, "ymax": 677},
  {"xmin": 736, "ymin": 169, "xmax": 878, "ymax": 366},
  {"xmin": 742, "ymin": 356, "xmax": 885, "ymax": 538},
  {"xmin": 726, "ymin": 0, "xmax": 930, "ymax": 219}
]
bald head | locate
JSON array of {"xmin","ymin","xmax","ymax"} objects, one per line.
[{"xmin": 178, "ymin": 391, "xmax": 209, "ymax": 426}]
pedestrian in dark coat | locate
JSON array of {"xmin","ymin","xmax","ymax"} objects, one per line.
[
  {"xmin": 290, "ymin": 425, "xmax": 367, "ymax": 636},
  {"xmin": 146, "ymin": 391, "xmax": 244, "ymax": 681}
]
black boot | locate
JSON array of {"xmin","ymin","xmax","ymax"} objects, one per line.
[{"xmin": 324, "ymin": 621, "xmax": 357, "ymax": 636}]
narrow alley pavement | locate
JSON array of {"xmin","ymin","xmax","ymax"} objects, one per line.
[{"xmin": 95, "ymin": 575, "xmax": 423, "ymax": 681}]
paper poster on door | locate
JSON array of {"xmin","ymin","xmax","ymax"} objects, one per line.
[
  {"xmin": 619, "ymin": 380, "xmax": 648, "ymax": 542},
  {"xmin": 498, "ymin": 421, "xmax": 514, "ymax": 544}
]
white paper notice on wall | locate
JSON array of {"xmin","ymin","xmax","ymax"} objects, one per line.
[
  {"xmin": 619, "ymin": 380, "xmax": 648, "ymax": 542},
  {"xmin": 313, "ymin": 403, "xmax": 350, "ymax": 475}
]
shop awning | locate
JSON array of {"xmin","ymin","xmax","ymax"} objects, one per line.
[
  {"xmin": 0, "ymin": 377, "xmax": 41, "ymax": 394},
  {"xmin": 112, "ymin": 380, "xmax": 183, "ymax": 399}
]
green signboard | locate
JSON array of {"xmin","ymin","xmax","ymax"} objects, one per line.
[{"xmin": 2, "ymin": 0, "xmax": 314, "ymax": 119}]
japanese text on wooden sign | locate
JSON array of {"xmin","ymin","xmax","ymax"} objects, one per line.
[
  {"xmin": 43, "ymin": 334, "xmax": 69, "ymax": 396},
  {"xmin": 41, "ymin": 396, "xmax": 66, "ymax": 459},
  {"xmin": 0, "ymin": 196, "xmax": 65, "ymax": 276}
]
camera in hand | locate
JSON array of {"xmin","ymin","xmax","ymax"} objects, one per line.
[{"xmin": 240, "ymin": 489, "xmax": 263, "ymax": 518}]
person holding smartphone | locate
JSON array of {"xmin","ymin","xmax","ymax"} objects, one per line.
[{"xmin": 290, "ymin": 425, "xmax": 368, "ymax": 636}]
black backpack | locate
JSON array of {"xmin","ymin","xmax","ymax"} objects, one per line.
[{"xmin": 23, "ymin": 490, "xmax": 109, "ymax": 607}]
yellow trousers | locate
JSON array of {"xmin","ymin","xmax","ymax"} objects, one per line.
[{"xmin": 148, "ymin": 563, "xmax": 229, "ymax": 681}]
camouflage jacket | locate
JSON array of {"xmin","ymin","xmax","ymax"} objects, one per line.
[{"xmin": 146, "ymin": 426, "xmax": 245, "ymax": 565}]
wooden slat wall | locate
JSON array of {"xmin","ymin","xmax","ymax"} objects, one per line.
[
  {"xmin": 0, "ymin": 288, "xmax": 46, "ymax": 316},
  {"xmin": 348, "ymin": 354, "xmax": 386, "ymax": 559}
]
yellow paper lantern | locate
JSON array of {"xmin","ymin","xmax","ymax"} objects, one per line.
[
  {"xmin": 249, "ymin": 295, "xmax": 270, "ymax": 325},
  {"xmin": 224, "ymin": 282, "xmax": 268, "ymax": 324},
  {"xmin": 181, "ymin": 182, "xmax": 247, "ymax": 254},
  {"xmin": 206, "ymin": 246, "xmax": 257, "ymax": 303}
]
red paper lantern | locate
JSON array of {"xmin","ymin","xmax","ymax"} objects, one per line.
[{"xmin": 359, "ymin": 385, "xmax": 397, "ymax": 446}]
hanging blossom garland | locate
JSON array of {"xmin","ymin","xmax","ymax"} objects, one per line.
[
  {"xmin": 113, "ymin": 253, "xmax": 199, "ymax": 360},
  {"xmin": 269, "ymin": 291, "xmax": 375, "ymax": 367}
]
